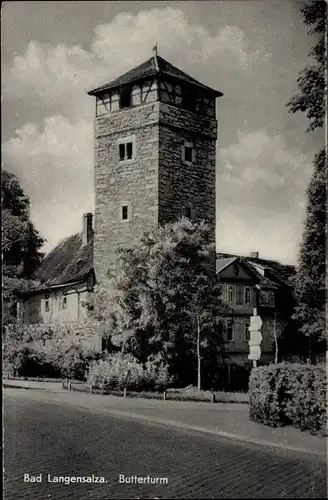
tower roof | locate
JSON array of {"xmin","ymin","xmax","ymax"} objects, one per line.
[{"xmin": 88, "ymin": 54, "xmax": 223, "ymax": 97}]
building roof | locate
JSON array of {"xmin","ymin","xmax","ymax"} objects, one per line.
[
  {"xmin": 216, "ymin": 252, "xmax": 296, "ymax": 290},
  {"xmin": 216, "ymin": 257, "xmax": 238, "ymax": 274},
  {"xmin": 31, "ymin": 232, "xmax": 93, "ymax": 290},
  {"xmin": 88, "ymin": 54, "xmax": 223, "ymax": 97}
]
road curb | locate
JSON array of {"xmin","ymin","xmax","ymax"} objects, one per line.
[
  {"xmin": 43, "ymin": 398, "xmax": 324, "ymax": 460},
  {"xmin": 4, "ymin": 384, "xmax": 325, "ymax": 459},
  {"xmin": 91, "ymin": 408, "xmax": 327, "ymax": 459},
  {"xmin": 3, "ymin": 383, "xmax": 64, "ymax": 392}
]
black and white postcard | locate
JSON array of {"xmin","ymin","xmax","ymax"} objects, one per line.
[{"xmin": 2, "ymin": 1, "xmax": 327, "ymax": 499}]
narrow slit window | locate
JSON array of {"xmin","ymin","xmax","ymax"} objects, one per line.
[
  {"xmin": 62, "ymin": 296, "xmax": 67, "ymax": 309},
  {"xmin": 184, "ymin": 146, "xmax": 193, "ymax": 163},
  {"xmin": 122, "ymin": 205, "xmax": 128, "ymax": 220}
]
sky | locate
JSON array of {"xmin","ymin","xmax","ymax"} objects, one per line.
[{"xmin": 2, "ymin": 0, "xmax": 324, "ymax": 265}]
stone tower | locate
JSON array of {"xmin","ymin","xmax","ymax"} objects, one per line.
[{"xmin": 88, "ymin": 52, "xmax": 223, "ymax": 283}]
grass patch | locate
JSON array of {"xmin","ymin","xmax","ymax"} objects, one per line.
[{"xmin": 65, "ymin": 382, "xmax": 248, "ymax": 403}]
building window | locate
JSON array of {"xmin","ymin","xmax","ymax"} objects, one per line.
[
  {"xmin": 120, "ymin": 202, "xmax": 131, "ymax": 222},
  {"xmin": 236, "ymin": 285, "xmax": 243, "ymax": 305},
  {"xmin": 184, "ymin": 205, "xmax": 195, "ymax": 221},
  {"xmin": 244, "ymin": 286, "xmax": 251, "ymax": 304},
  {"xmin": 96, "ymin": 92, "xmax": 120, "ymax": 116},
  {"xmin": 62, "ymin": 296, "xmax": 67, "ymax": 309},
  {"xmin": 122, "ymin": 205, "xmax": 128, "ymax": 220},
  {"xmin": 244, "ymin": 322, "xmax": 250, "ymax": 342},
  {"xmin": 118, "ymin": 136, "xmax": 135, "ymax": 161},
  {"xmin": 182, "ymin": 142, "xmax": 195, "ymax": 164},
  {"xmin": 132, "ymin": 85, "xmax": 141, "ymax": 106},
  {"xmin": 226, "ymin": 320, "xmax": 234, "ymax": 342},
  {"xmin": 185, "ymin": 206, "xmax": 192, "ymax": 219},
  {"xmin": 45, "ymin": 295, "xmax": 50, "ymax": 312},
  {"xmin": 119, "ymin": 87, "xmax": 132, "ymax": 109},
  {"xmin": 182, "ymin": 87, "xmax": 195, "ymax": 112},
  {"xmin": 227, "ymin": 285, "xmax": 233, "ymax": 303},
  {"xmin": 185, "ymin": 146, "xmax": 193, "ymax": 163}
]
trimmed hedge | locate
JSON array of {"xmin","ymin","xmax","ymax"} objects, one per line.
[{"xmin": 249, "ymin": 362, "xmax": 327, "ymax": 435}]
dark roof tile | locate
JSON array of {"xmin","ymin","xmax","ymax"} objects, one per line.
[
  {"xmin": 216, "ymin": 252, "xmax": 295, "ymax": 289},
  {"xmin": 88, "ymin": 55, "xmax": 223, "ymax": 96},
  {"xmin": 32, "ymin": 233, "xmax": 93, "ymax": 289}
]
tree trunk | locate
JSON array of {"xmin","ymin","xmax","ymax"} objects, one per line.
[
  {"xmin": 308, "ymin": 335, "xmax": 312, "ymax": 364},
  {"xmin": 196, "ymin": 315, "xmax": 201, "ymax": 391},
  {"xmin": 273, "ymin": 312, "xmax": 278, "ymax": 364}
]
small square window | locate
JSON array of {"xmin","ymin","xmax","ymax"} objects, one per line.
[
  {"xmin": 184, "ymin": 146, "xmax": 193, "ymax": 163},
  {"xmin": 122, "ymin": 205, "xmax": 128, "ymax": 220},
  {"xmin": 118, "ymin": 137, "xmax": 135, "ymax": 162}
]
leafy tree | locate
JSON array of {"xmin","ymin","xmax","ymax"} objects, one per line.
[
  {"xmin": 286, "ymin": 1, "xmax": 327, "ymax": 351},
  {"xmin": 292, "ymin": 150, "xmax": 326, "ymax": 346},
  {"xmin": 87, "ymin": 218, "xmax": 228, "ymax": 388},
  {"xmin": 2, "ymin": 170, "xmax": 45, "ymax": 327},
  {"xmin": 286, "ymin": 0, "xmax": 326, "ymax": 132}
]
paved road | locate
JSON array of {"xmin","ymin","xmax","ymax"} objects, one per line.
[{"xmin": 4, "ymin": 389, "xmax": 326, "ymax": 499}]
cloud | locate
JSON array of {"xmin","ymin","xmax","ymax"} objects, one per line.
[
  {"xmin": 3, "ymin": 115, "xmax": 94, "ymax": 252},
  {"xmin": 216, "ymin": 129, "xmax": 312, "ymax": 263},
  {"xmin": 3, "ymin": 6, "xmax": 269, "ymax": 120},
  {"xmin": 217, "ymin": 205, "xmax": 302, "ymax": 264},
  {"xmin": 6, "ymin": 6, "xmax": 312, "ymax": 265}
]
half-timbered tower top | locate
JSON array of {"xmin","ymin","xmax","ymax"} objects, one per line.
[
  {"xmin": 88, "ymin": 52, "xmax": 223, "ymax": 118},
  {"xmin": 88, "ymin": 53, "xmax": 223, "ymax": 96}
]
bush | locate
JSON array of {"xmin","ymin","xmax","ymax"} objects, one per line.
[
  {"xmin": 87, "ymin": 352, "xmax": 172, "ymax": 392},
  {"xmin": 3, "ymin": 341, "xmax": 101, "ymax": 381},
  {"xmin": 87, "ymin": 353, "xmax": 144, "ymax": 391},
  {"xmin": 249, "ymin": 362, "xmax": 327, "ymax": 435},
  {"xmin": 144, "ymin": 353, "xmax": 173, "ymax": 391},
  {"xmin": 3, "ymin": 342, "xmax": 60, "ymax": 378}
]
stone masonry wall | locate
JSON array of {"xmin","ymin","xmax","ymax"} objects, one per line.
[
  {"xmin": 94, "ymin": 102, "xmax": 160, "ymax": 282},
  {"xmin": 20, "ymin": 321, "xmax": 102, "ymax": 352},
  {"xmin": 158, "ymin": 102, "xmax": 217, "ymax": 240},
  {"xmin": 94, "ymin": 100, "xmax": 218, "ymax": 283}
]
